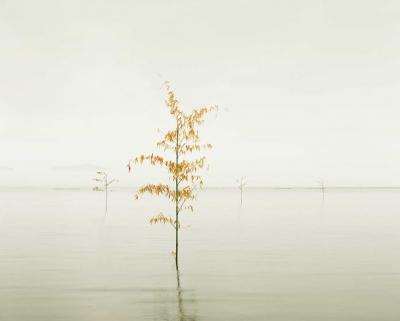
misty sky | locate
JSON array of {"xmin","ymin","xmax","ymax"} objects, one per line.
[{"xmin": 1, "ymin": 0, "xmax": 400, "ymax": 187}]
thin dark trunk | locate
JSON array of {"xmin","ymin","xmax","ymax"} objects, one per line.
[
  {"xmin": 105, "ymin": 183, "xmax": 108, "ymax": 217},
  {"xmin": 175, "ymin": 122, "xmax": 179, "ymax": 270}
]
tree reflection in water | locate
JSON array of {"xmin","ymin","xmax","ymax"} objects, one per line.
[{"xmin": 175, "ymin": 268, "xmax": 196, "ymax": 321}]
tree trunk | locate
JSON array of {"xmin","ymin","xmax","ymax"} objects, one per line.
[
  {"xmin": 105, "ymin": 184, "xmax": 108, "ymax": 217},
  {"xmin": 175, "ymin": 123, "xmax": 179, "ymax": 270}
]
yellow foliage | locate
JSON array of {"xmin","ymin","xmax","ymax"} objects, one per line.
[
  {"xmin": 128, "ymin": 81, "xmax": 216, "ymax": 229},
  {"xmin": 149, "ymin": 213, "xmax": 179, "ymax": 228}
]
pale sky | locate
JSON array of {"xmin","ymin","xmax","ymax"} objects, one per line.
[{"xmin": 1, "ymin": 0, "xmax": 400, "ymax": 187}]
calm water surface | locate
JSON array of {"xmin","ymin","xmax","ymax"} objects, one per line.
[{"xmin": 0, "ymin": 189, "xmax": 399, "ymax": 320}]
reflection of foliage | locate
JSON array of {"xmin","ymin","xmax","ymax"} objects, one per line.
[
  {"xmin": 93, "ymin": 171, "xmax": 117, "ymax": 216},
  {"xmin": 128, "ymin": 81, "xmax": 216, "ymax": 269}
]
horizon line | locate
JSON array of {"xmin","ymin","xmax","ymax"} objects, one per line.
[{"xmin": 2, "ymin": 185, "xmax": 400, "ymax": 190}]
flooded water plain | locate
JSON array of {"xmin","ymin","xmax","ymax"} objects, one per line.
[{"xmin": 0, "ymin": 188, "xmax": 399, "ymax": 320}]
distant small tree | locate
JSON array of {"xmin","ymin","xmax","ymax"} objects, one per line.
[
  {"xmin": 93, "ymin": 171, "xmax": 117, "ymax": 216},
  {"xmin": 237, "ymin": 176, "xmax": 247, "ymax": 205},
  {"xmin": 128, "ymin": 81, "xmax": 216, "ymax": 270},
  {"xmin": 318, "ymin": 178, "xmax": 325, "ymax": 199}
]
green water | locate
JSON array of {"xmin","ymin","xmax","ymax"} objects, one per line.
[{"xmin": 0, "ymin": 189, "xmax": 399, "ymax": 320}]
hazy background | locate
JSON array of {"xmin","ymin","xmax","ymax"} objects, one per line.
[{"xmin": 1, "ymin": 0, "xmax": 400, "ymax": 187}]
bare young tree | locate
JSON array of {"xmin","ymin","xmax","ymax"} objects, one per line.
[
  {"xmin": 237, "ymin": 176, "xmax": 247, "ymax": 205},
  {"xmin": 93, "ymin": 171, "xmax": 117, "ymax": 216},
  {"xmin": 128, "ymin": 82, "xmax": 216, "ymax": 270},
  {"xmin": 318, "ymin": 178, "xmax": 325, "ymax": 199}
]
